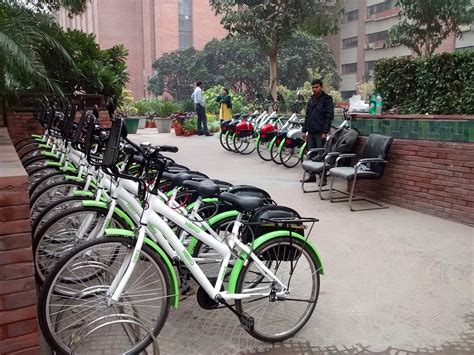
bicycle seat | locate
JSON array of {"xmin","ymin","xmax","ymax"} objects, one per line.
[
  {"xmin": 218, "ymin": 192, "xmax": 264, "ymax": 212},
  {"xmin": 162, "ymin": 172, "xmax": 206, "ymax": 186},
  {"xmin": 181, "ymin": 179, "xmax": 220, "ymax": 198}
]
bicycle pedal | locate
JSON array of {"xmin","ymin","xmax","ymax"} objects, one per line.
[{"xmin": 239, "ymin": 312, "xmax": 254, "ymax": 331}]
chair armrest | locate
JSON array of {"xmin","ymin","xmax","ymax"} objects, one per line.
[
  {"xmin": 358, "ymin": 158, "xmax": 387, "ymax": 164},
  {"xmin": 323, "ymin": 152, "xmax": 341, "ymax": 163},
  {"xmin": 335, "ymin": 153, "xmax": 358, "ymax": 166},
  {"xmin": 306, "ymin": 148, "xmax": 326, "ymax": 160}
]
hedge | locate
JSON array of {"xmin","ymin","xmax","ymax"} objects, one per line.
[{"xmin": 374, "ymin": 50, "xmax": 474, "ymax": 115}]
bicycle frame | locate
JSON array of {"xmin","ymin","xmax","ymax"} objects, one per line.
[{"xmin": 107, "ymin": 191, "xmax": 288, "ymax": 303}]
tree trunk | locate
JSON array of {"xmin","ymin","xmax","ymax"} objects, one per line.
[{"xmin": 269, "ymin": 49, "xmax": 278, "ymax": 112}]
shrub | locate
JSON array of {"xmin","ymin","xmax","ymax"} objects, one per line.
[{"xmin": 374, "ymin": 50, "xmax": 474, "ymax": 114}]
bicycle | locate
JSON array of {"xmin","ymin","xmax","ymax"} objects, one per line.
[{"xmin": 38, "ymin": 117, "xmax": 324, "ymax": 353}]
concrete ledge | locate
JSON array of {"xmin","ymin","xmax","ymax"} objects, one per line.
[{"xmin": 0, "ymin": 128, "xmax": 40, "ymax": 355}]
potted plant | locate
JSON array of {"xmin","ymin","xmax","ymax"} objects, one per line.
[
  {"xmin": 182, "ymin": 116, "xmax": 197, "ymax": 136},
  {"xmin": 153, "ymin": 100, "xmax": 178, "ymax": 133},
  {"xmin": 117, "ymin": 89, "xmax": 140, "ymax": 134},
  {"xmin": 132, "ymin": 99, "xmax": 150, "ymax": 129}
]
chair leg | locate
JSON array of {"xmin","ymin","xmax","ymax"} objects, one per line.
[
  {"xmin": 347, "ymin": 172, "xmax": 389, "ymax": 211},
  {"xmin": 348, "ymin": 171, "xmax": 358, "ymax": 211},
  {"xmin": 302, "ymin": 170, "xmax": 317, "ymax": 193}
]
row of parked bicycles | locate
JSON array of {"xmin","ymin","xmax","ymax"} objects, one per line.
[
  {"xmin": 218, "ymin": 108, "xmax": 354, "ymax": 170},
  {"xmin": 17, "ymin": 98, "xmax": 324, "ymax": 353},
  {"xmin": 219, "ymin": 111, "xmax": 306, "ymax": 168}
]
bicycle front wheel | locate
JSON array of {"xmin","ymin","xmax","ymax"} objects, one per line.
[
  {"xmin": 39, "ymin": 236, "xmax": 171, "ymax": 354},
  {"xmin": 235, "ymin": 237, "xmax": 320, "ymax": 342}
]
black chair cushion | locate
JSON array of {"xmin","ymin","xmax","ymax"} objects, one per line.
[{"xmin": 329, "ymin": 166, "xmax": 380, "ymax": 181}]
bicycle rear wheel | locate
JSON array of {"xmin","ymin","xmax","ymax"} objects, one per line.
[
  {"xmin": 257, "ymin": 137, "xmax": 274, "ymax": 161},
  {"xmin": 270, "ymin": 139, "xmax": 284, "ymax": 165},
  {"xmin": 39, "ymin": 236, "xmax": 171, "ymax": 354},
  {"xmin": 235, "ymin": 237, "xmax": 320, "ymax": 342},
  {"xmin": 220, "ymin": 132, "xmax": 231, "ymax": 151},
  {"xmin": 280, "ymin": 145, "xmax": 304, "ymax": 168}
]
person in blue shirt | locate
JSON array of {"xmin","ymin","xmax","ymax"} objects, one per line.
[{"xmin": 191, "ymin": 81, "xmax": 213, "ymax": 136}]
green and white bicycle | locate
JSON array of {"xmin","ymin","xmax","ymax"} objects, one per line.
[{"xmin": 38, "ymin": 118, "xmax": 324, "ymax": 353}]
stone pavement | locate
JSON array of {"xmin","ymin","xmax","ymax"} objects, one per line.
[{"xmin": 128, "ymin": 129, "xmax": 473, "ymax": 355}]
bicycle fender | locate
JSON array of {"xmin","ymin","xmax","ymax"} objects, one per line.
[
  {"xmin": 104, "ymin": 228, "xmax": 179, "ymax": 308},
  {"xmin": 65, "ymin": 175, "xmax": 84, "ymax": 183},
  {"xmin": 227, "ymin": 230, "xmax": 324, "ymax": 294},
  {"xmin": 299, "ymin": 141, "xmax": 307, "ymax": 159},
  {"xmin": 255, "ymin": 132, "xmax": 261, "ymax": 145},
  {"xmin": 81, "ymin": 200, "xmax": 135, "ymax": 229},
  {"xmin": 277, "ymin": 138, "xmax": 286, "ymax": 154},
  {"xmin": 46, "ymin": 161, "xmax": 63, "ymax": 168}
]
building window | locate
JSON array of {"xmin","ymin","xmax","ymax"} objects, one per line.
[
  {"xmin": 342, "ymin": 36, "xmax": 358, "ymax": 49},
  {"xmin": 342, "ymin": 63, "xmax": 357, "ymax": 74},
  {"xmin": 344, "ymin": 9, "xmax": 359, "ymax": 22},
  {"xmin": 366, "ymin": 30, "xmax": 389, "ymax": 44},
  {"xmin": 367, "ymin": 0, "xmax": 393, "ymax": 16},
  {"xmin": 342, "ymin": 90, "xmax": 357, "ymax": 100},
  {"xmin": 179, "ymin": 0, "xmax": 192, "ymax": 49},
  {"xmin": 365, "ymin": 60, "xmax": 375, "ymax": 73}
]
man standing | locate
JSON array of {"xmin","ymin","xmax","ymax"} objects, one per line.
[
  {"xmin": 191, "ymin": 81, "xmax": 213, "ymax": 136},
  {"xmin": 301, "ymin": 79, "xmax": 334, "ymax": 183}
]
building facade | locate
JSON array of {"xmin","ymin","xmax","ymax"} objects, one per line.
[
  {"xmin": 57, "ymin": 0, "xmax": 227, "ymax": 99},
  {"xmin": 329, "ymin": 0, "xmax": 474, "ymax": 99}
]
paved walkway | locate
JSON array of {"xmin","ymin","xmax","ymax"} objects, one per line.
[{"xmin": 129, "ymin": 130, "xmax": 472, "ymax": 354}]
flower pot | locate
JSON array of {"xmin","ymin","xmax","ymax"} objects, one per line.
[
  {"xmin": 174, "ymin": 125, "xmax": 184, "ymax": 136},
  {"xmin": 124, "ymin": 117, "xmax": 140, "ymax": 134},
  {"xmin": 138, "ymin": 117, "xmax": 146, "ymax": 129},
  {"xmin": 155, "ymin": 117, "xmax": 172, "ymax": 133}
]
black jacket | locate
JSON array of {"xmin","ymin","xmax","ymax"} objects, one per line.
[{"xmin": 302, "ymin": 92, "xmax": 334, "ymax": 134}]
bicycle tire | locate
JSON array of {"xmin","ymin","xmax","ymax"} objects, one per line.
[
  {"xmin": 38, "ymin": 236, "xmax": 171, "ymax": 354},
  {"xmin": 32, "ymin": 195, "xmax": 90, "ymax": 237},
  {"xmin": 257, "ymin": 136, "xmax": 274, "ymax": 161},
  {"xmin": 235, "ymin": 237, "xmax": 320, "ymax": 342},
  {"xmin": 30, "ymin": 180, "xmax": 85, "ymax": 222},
  {"xmin": 270, "ymin": 138, "xmax": 284, "ymax": 165},
  {"xmin": 33, "ymin": 205, "xmax": 131, "ymax": 283},
  {"xmin": 220, "ymin": 132, "xmax": 231, "ymax": 151}
]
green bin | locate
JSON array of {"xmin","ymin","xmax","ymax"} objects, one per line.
[{"xmin": 124, "ymin": 118, "xmax": 140, "ymax": 134}]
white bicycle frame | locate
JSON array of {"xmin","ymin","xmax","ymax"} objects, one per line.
[{"xmin": 107, "ymin": 189, "xmax": 288, "ymax": 303}]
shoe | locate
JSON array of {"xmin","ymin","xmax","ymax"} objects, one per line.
[
  {"xmin": 300, "ymin": 176, "xmax": 316, "ymax": 183},
  {"xmin": 197, "ymin": 132, "xmax": 203, "ymax": 136},
  {"xmin": 205, "ymin": 132, "xmax": 214, "ymax": 136}
]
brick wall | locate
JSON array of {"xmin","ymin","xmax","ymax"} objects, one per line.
[
  {"xmin": 0, "ymin": 128, "xmax": 39, "ymax": 354},
  {"xmin": 353, "ymin": 137, "xmax": 474, "ymax": 226},
  {"xmin": 6, "ymin": 111, "xmax": 112, "ymax": 143},
  {"xmin": 6, "ymin": 112, "xmax": 43, "ymax": 144}
]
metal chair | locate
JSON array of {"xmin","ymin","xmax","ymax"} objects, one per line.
[
  {"xmin": 301, "ymin": 127, "xmax": 359, "ymax": 196},
  {"xmin": 326, "ymin": 134, "xmax": 393, "ymax": 211}
]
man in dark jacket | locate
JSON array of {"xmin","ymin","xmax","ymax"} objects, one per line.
[{"xmin": 301, "ymin": 79, "xmax": 334, "ymax": 183}]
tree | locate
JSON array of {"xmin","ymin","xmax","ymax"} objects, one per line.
[
  {"xmin": 0, "ymin": 2, "xmax": 73, "ymax": 107},
  {"xmin": 209, "ymin": 0, "xmax": 342, "ymax": 102},
  {"xmin": 199, "ymin": 36, "xmax": 268, "ymax": 98},
  {"xmin": 149, "ymin": 33, "xmax": 339, "ymax": 100},
  {"xmin": 41, "ymin": 29, "xmax": 129, "ymax": 99},
  {"xmin": 279, "ymin": 31, "xmax": 340, "ymax": 90},
  {"xmin": 148, "ymin": 48, "xmax": 205, "ymax": 100},
  {"xmin": 386, "ymin": 0, "xmax": 474, "ymax": 56},
  {"xmin": 31, "ymin": 0, "xmax": 90, "ymax": 16}
]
